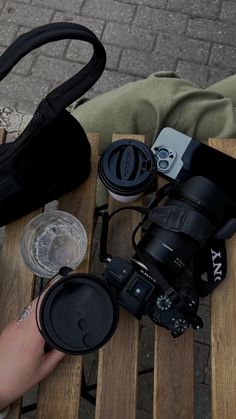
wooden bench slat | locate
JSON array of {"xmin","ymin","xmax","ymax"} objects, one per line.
[
  {"xmin": 95, "ymin": 134, "xmax": 144, "ymax": 419},
  {"xmin": 0, "ymin": 128, "xmax": 42, "ymax": 418},
  {"xmin": 0, "ymin": 127, "xmax": 7, "ymax": 144},
  {"xmin": 154, "ymin": 329, "xmax": 194, "ymax": 419},
  {"xmin": 0, "ymin": 212, "xmax": 40, "ymax": 329},
  {"xmin": 153, "ymin": 202, "xmax": 195, "ymax": 417},
  {"xmin": 36, "ymin": 134, "xmax": 99, "ymax": 418},
  {"xmin": 209, "ymin": 138, "xmax": 236, "ymax": 419},
  {"xmin": 152, "ymin": 143, "xmax": 195, "ymax": 419},
  {"xmin": 95, "ymin": 310, "xmax": 139, "ymax": 419},
  {"xmin": 0, "ymin": 212, "xmax": 42, "ymax": 419}
]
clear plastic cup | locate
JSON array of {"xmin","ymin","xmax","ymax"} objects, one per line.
[{"xmin": 20, "ymin": 211, "xmax": 88, "ymax": 278}]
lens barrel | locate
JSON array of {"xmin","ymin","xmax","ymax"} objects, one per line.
[
  {"xmin": 137, "ymin": 176, "xmax": 226, "ymax": 275},
  {"xmin": 170, "ymin": 176, "xmax": 225, "ymax": 224}
]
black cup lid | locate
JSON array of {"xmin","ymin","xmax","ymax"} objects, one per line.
[
  {"xmin": 38, "ymin": 274, "xmax": 119, "ymax": 355},
  {"xmin": 98, "ymin": 139, "xmax": 157, "ymax": 196}
]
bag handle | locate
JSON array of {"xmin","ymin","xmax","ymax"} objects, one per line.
[{"xmin": 0, "ymin": 22, "xmax": 106, "ymax": 114}]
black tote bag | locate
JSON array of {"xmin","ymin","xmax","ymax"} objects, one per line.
[{"xmin": 0, "ymin": 22, "xmax": 106, "ymax": 226}]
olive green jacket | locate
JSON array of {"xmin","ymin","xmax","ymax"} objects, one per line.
[
  {"xmin": 72, "ymin": 71, "xmax": 236, "ymax": 152},
  {"xmin": 71, "ymin": 71, "xmax": 236, "ymax": 203}
]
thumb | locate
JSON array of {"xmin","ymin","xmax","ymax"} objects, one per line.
[{"xmin": 42, "ymin": 349, "xmax": 66, "ymax": 376}]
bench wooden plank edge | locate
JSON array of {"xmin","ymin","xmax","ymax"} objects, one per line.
[
  {"xmin": 95, "ymin": 134, "xmax": 144, "ymax": 419},
  {"xmin": 209, "ymin": 138, "xmax": 236, "ymax": 419}
]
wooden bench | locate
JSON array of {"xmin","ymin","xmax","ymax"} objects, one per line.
[{"xmin": 0, "ymin": 129, "xmax": 235, "ymax": 419}]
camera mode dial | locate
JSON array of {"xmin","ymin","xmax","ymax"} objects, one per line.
[
  {"xmin": 156, "ymin": 294, "xmax": 172, "ymax": 311},
  {"xmin": 172, "ymin": 318, "xmax": 188, "ymax": 334}
]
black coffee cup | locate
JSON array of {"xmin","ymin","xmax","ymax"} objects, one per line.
[
  {"xmin": 37, "ymin": 272, "xmax": 119, "ymax": 355},
  {"xmin": 98, "ymin": 139, "xmax": 157, "ymax": 202}
]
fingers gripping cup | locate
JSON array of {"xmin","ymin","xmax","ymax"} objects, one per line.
[
  {"xmin": 36, "ymin": 273, "xmax": 119, "ymax": 355},
  {"xmin": 20, "ymin": 211, "xmax": 88, "ymax": 278},
  {"xmin": 98, "ymin": 139, "xmax": 157, "ymax": 202}
]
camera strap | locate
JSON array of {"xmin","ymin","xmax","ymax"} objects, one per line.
[{"xmin": 192, "ymin": 238, "xmax": 227, "ymax": 297}]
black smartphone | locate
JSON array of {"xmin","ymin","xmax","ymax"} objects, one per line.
[{"xmin": 151, "ymin": 127, "xmax": 236, "ymax": 209}]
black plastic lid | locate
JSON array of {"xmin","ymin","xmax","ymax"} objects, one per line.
[
  {"xmin": 98, "ymin": 139, "xmax": 157, "ymax": 196},
  {"xmin": 38, "ymin": 273, "xmax": 119, "ymax": 355}
]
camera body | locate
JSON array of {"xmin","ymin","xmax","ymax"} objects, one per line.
[{"xmin": 103, "ymin": 256, "xmax": 200, "ymax": 337}]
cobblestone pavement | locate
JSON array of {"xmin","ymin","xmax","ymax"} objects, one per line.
[{"xmin": 0, "ymin": 1, "xmax": 235, "ymax": 418}]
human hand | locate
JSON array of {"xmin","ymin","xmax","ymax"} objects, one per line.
[{"xmin": 0, "ymin": 299, "xmax": 65, "ymax": 410}]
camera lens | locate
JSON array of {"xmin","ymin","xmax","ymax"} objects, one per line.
[
  {"xmin": 136, "ymin": 176, "xmax": 226, "ymax": 276},
  {"xmin": 156, "ymin": 148, "xmax": 169, "ymax": 159},
  {"xmin": 158, "ymin": 160, "xmax": 169, "ymax": 170}
]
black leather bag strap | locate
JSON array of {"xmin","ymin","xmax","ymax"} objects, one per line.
[{"xmin": 0, "ymin": 22, "xmax": 106, "ymax": 114}]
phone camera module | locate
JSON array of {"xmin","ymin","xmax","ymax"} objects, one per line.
[{"xmin": 153, "ymin": 146, "xmax": 177, "ymax": 173}]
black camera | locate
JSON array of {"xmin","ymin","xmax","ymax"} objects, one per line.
[
  {"xmin": 104, "ymin": 256, "xmax": 201, "ymax": 337},
  {"xmin": 101, "ymin": 174, "xmax": 232, "ymax": 337},
  {"xmin": 151, "ymin": 127, "xmax": 236, "ymax": 210},
  {"xmin": 37, "ymin": 130, "xmax": 236, "ymax": 355}
]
